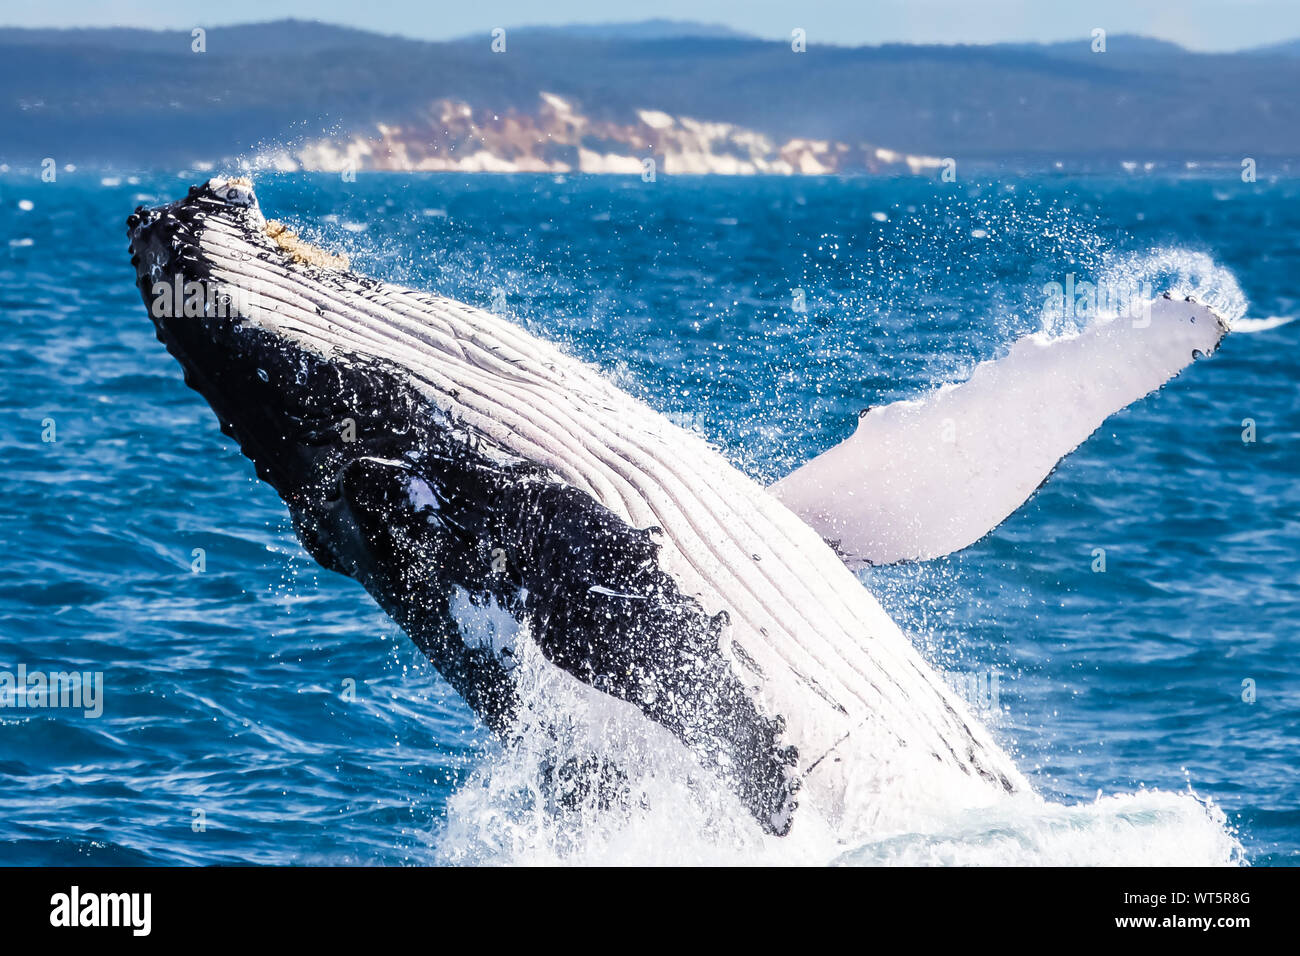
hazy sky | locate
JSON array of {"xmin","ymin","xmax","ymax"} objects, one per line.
[{"xmin": 5, "ymin": 0, "xmax": 1298, "ymax": 51}]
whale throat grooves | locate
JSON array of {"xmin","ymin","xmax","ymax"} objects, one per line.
[{"xmin": 126, "ymin": 177, "xmax": 1030, "ymax": 837}]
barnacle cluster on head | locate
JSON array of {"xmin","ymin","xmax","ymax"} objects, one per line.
[{"xmin": 264, "ymin": 219, "xmax": 351, "ymax": 271}]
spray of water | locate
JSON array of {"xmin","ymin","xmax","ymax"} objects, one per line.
[{"xmin": 1092, "ymin": 246, "xmax": 1249, "ymax": 327}]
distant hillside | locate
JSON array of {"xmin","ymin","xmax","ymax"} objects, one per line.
[
  {"xmin": 1, "ymin": 19, "xmax": 1298, "ymax": 170},
  {"xmin": 501, "ymin": 19, "xmax": 753, "ymax": 41},
  {"xmin": 1251, "ymin": 38, "xmax": 1300, "ymax": 57},
  {"xmin": 0, "ymin": 19, "xmax": 416, "ymax": 55},
  {"xmin": 993, "ymin": 34, "xmax": 1193, "ymax": 58}
]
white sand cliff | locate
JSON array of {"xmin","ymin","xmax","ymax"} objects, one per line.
[{"xmin": 257, "ymin": 94, "xmax": 944, "ymax": 176}]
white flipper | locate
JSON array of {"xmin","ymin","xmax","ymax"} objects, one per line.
[{"xmin": 772, "ymin": 298, "xmax": 1229, "ymax": 567}]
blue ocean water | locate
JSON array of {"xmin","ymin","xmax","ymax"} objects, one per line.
[{"xmin": 0, "ymin": 170, "xmax": 1295, "ymax": 865}]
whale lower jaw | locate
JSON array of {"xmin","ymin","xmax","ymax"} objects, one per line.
[{"xmin": 127, "ymin": 177, "xmax": 1029, "ymax": 837}]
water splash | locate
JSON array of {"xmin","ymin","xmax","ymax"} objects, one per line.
[
  {"xmin": 1231, "ymin": 315, "xmax": 1296, "ymax": 333},
  {"xmin": 834, "ymin": 790, "xmax": 1244, "ymax": 867},
  {"xmin": 1094, "ymin": 246, "xmax": 1248, "ymax": 326},
  {"xmin": 426, "ymin": 638, "xmax": 1244, "ymax": 866},
  {"xmin": 433, "ymin": 642, "xmax": 808, "ymax": 865}
]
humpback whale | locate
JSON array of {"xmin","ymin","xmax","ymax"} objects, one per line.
[{"xmin": 126, "ymin": 178, "xmax": 1228, "ymax": 837}]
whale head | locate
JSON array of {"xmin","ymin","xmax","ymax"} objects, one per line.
[{"xmin": 127, "ymin": 177, "xmax": 542, "ymax": 714}]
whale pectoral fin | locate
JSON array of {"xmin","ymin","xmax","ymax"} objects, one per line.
[{"xmin": 772, "ymin": 298, "xmax": 1230, "ymax": 567}]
